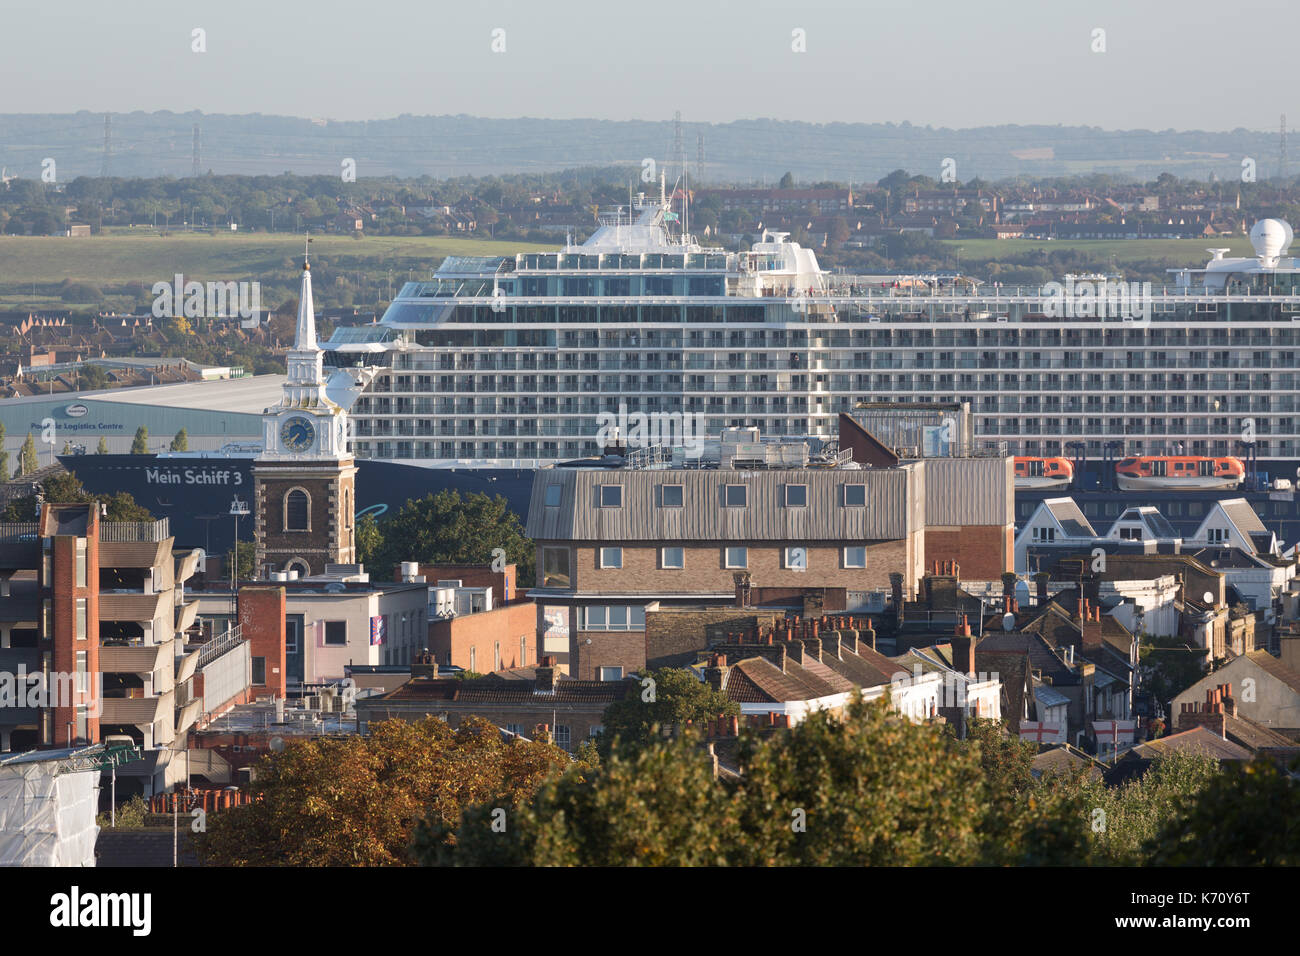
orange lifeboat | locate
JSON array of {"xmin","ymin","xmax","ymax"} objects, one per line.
[
  {"xmin": 1114, "ymin": 455, "xmax": 1244, "ymax": 491},
  {"xmin": 1013, "ymin": 456, "xmax": 1074, "ymax": 489}
]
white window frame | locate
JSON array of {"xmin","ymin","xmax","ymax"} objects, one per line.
[
  {"xmin": 724, "ymin": 546, "xmax": 748, "ymax": 569},
  {"xmin": 599, "ymin": 546, "xmax": 623, "ymax": 569},
  {"xmin": 844, "ymin": 545, "xmax": 867, "ymax": 569},
  {"xmin": 784, "ymin": 547, "xmax": 808, "ymax": 571},
  {"xmin": 661, "ymin": 546, "xmax": 685, "ymax": 569}
]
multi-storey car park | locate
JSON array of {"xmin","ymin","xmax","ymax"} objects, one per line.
[{"xmin": 324, "ymin": 199, "xmax": 1300, "ymax": 479}]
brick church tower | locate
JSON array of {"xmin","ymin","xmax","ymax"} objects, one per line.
[{"xmin": 253, "ymin": 245, "xmax": 357, "ymax": 577}]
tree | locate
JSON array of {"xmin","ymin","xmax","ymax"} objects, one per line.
[
  {"xmin": 2, "ymin": 473, "xmax": 153, "ymax": 522},
  {"xmin": 96, "ymin": 437, "xmax": 109, "ymax": 454},
  {"xmin": 365, "ymin": 490, "xmax": 534, "ymax": 585},
  {"xmin": 423, "ymin": 732, "xmax": 736, "ymax": 867},
  {"xmin": 354, "ymin": 512, "xmax": 383, "ymax": 566},
  {"xmin": 194, "ymin": 717, "xmax": 573, "ymax": 866},
  {"xmin": 130, "ymin": 426, "xmax": 149, "ymax": 454},
  {"xmin": 597, "ymin": 667, "xmax": 738, "ymax": 759},
  {"xmin": 778, "ymin": 171, "xmax": 795, "ymax": 189},
  {"xmin": 0, "ymin": 421, "xmax": 8, "ymax": 482},
  {"xmin": 19, "ymin": 433, "xmax": 37, "ymax": 475},
  {"xmin": 170, "ymin": 428, "xmax": 189, "ymax": 452},
  {"xmin": 225, "ymin": 540, "xmax": 256, "ymax": 581}
]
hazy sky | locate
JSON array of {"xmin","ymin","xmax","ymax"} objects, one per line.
[{"xmin": 3, "ymin": 0, "xmax": 1294, "ymax": 131}]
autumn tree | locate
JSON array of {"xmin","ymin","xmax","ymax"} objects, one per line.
[
  {"xmin": 96, "ymin": 437, "xmax": 109, "ymax": 454},
  {"xmin": 194, "ymin": 717, "xmax": 573, "ymax": 866}
]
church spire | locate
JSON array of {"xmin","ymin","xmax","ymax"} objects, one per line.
[{"xmin": 295, "ymin": 233, "xmax": 316, "ymax": 351}]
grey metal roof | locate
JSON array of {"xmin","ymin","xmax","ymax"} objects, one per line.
[
  {"xmin": 525, "ymin": 465, "xmax": 921, "ymax": 542},
  {"xmin": 1034, "ymin": 682, "xmax": 1070, "ymax": 708},
  {"xmin": 1218, "ymin": 498, "xmax": 1268, "ymax": 536},
  {"xmin": 923, "ymin": 457, "xmax": 1014, "ymax": 526}
]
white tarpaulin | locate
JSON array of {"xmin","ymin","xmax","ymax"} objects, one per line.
[{"xmin": 0, "ymin": 752, "xmax": 100, "ymax": 867}]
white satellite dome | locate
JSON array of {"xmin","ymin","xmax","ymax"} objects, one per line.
[{"xmin": 1249, "ymin": 218, "xmax": 1293, "ymax": 267}]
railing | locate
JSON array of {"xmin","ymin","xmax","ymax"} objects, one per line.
[
  {"xmin": 0, "ymin": 523, "xmax": 39, "ymax": 543},
  {"xmin": 197, "ymin": 624, "xmax": 245, "ymax": 668},
  {"xmin": 100, "ymin": 519, "xmax": 170, "ymax": 543}
]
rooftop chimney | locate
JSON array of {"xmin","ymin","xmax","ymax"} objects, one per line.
[
  {"xmin": 534, "ymin": 655, "xmax": 558, "ymax": 694},
  {"xmin": 412, "ymin": 652, "xmax": 440, "ymax": 679},
  {"xmin": 952, "ymin": 614, "xmax": 978, "ymax": 675}
]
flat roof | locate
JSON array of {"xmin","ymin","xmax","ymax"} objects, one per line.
[{"xmin": 1, "ymin": 374, "xmax": 286, "ymax": 416}]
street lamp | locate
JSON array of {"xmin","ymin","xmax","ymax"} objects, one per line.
[{"xmin": 229, "ymin": 495, "xmax": 250, "ymax": 615}]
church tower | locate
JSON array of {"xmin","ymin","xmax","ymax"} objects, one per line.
[{"xmin": 253, "ymin": 246, "xmax": 357, "ymax": 578}]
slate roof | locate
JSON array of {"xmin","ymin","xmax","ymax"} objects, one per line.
[
  {"xmin": 1031, "ymin": 744, "xmax": 1104, "ymax": 781},
  {"xmin": 1245, "ymin": 650, "xmax": 1300, "ymax": 696},
  {"xmin": 1128, "ymin": 726, "xmax": 1251, "ymax": 762},
  {"xmin": 1043, "ymin": 497, "xmax": 1096, "ymax": 537},
  {"xmin": 724, "ymin": 655, "xmax": 853, "ymax": 704}
]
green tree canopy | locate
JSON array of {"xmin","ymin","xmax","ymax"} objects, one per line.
[
  {"xmin": 364, "ymin": 490, "xmax": 534, "ymax": 585},
  {"xmin": 130, "ymin": 426, "xmax": 149, "ymax": 454},
  {"xmin": 597, "ymin": 667, "xmax": 738, "ymax": 759},
  {"xmin": 19, "ymin": 433, "xmax": 38, "ymax": 475},
  {"xmin": 169, "ymin": 428, "xmax": 189, "ymax": 452},
  {"xmin": 96, "ymin": 436, "xmax": 109, "ymax": 454}
]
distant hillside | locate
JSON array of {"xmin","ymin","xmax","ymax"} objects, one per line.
[{"xmin": 0, "ymin": 112, "xmax": 1284, "ymax": 183}]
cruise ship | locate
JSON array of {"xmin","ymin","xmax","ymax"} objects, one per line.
[{"xmin": 323, "ymin": 198, "xmax": 1300, "ymax": 482}]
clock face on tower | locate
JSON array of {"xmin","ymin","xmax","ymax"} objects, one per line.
[{"xmin": 281, "ymin": 416, "xmax": 316, "ymax": 452}]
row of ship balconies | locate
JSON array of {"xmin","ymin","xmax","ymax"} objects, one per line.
[{"xmin": 376, "ymin": 345, "xmax": 1300, "ymax": 376}]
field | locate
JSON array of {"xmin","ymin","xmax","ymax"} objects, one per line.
[{"xmin": 0, "ymin": 231, "xmax": 554, "ymax": 311}]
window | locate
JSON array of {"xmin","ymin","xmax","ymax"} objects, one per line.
[
  {"xmin": 785, "ymin": 484, "xmax": 808, "ymax": 507},
  {"xmin": 599, "ymin": 547, "xmax": 623, "ymax": 569},
  {"xmin": 75, "ymin": 651, "xmax": 88, "ymax": 694},
  {"xmin": 285, "ymin": 489, "xmax": 309, "ymax": 531},
  {"xmin": 725, "ymin": 546, "xmax": 748, "ymax": 569},
  {"xmin": 251, "ymin": 657, "xmax": 266, "ymax": 685},
  {"xmin": 506, "ymin": 723, "xmax": 523, "ymax": 736},
  {"xmin": 554, "ymin": 725, "xmax": 572, "ymax": 751},
  {"xmin": 661, "ymin": 484, "xmax": 684, "ymax": 507},
  {"xmin": 844, "ymin": 484, "xmax": 866, "ymax": 506},
  {"xmin": 521, "ymin": 636, "xmax": 528, "ymax": 666},
  {"xmin": 42, "ymin": 600, "xmax": 51, "ymax": 639},
  {"xmin": 598, "ymin": 666, "xmax": 624, "ymax": 681},
  {"xmin": 323, "ymin": 621, "xmax": 347, "ymax": 646},
  {"xmin": 1208, "ymin": 527, "xmax": 1227, "ymax": 543},
  {"xmin": 494, "ymin": 641, "xmax": 501, "ymax": 671},
  {"xmin": 844, "ymin": 546, "xmax": 867, "ymax": 568},
  {"xmin": 542, "ymin": 547, "xmax": 571, "ymax": 588},
  {"xmin": 544, "ymin": 484, "xmax": 563, "ymax": 507},
  {"xmin": 470, "ymin": 646, "xmax": 476, "ymax": 672},
  {"xmin": 725, "ymin": 484, "xmax": 748, "ymax": 507},
  {"xmin": 75, "ymin": 599, "xmax": 87, "ymax": 641},
  {"xmin": 662, "ymin": 546, "xmax": 685, "ymax": 569},
  {"xmin": 75, "ymin": 539, "xmax": 87, "ymax": 588},
  {"xmin": 599, "ymin": 484, "xmax": 623, "ymax": 508},
  {"xmin": 581, "ymin": 605, "xmax": 646, "ymax": 630},
  {"xmin": 784, "ymin": 547, "xmax": 807, "ymax": 571}
]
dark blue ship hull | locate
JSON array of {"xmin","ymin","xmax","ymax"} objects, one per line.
[{"xmin": 59, "ymin": 454, "xmax": 536, "ymax": 558}]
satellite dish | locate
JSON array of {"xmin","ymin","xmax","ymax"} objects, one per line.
[
  {"xmin": 1202, "ymin": 591, "xmax": 1214, "ymax": 605},
  {"xmin": 1002, "ymin": 612, "xmax": 1015, "ymax": 631}
]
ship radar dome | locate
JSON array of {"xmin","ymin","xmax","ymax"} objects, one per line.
[{"xmin": 1249, "ymin": 218, "xmax": 1293, "ymax": 266}]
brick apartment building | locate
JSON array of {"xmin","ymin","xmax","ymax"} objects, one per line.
[
  {"xmin": 0, "ymin": 504, "xmax": 254, "ymax": 797},
  {"xmin": 525, "ymin": 457, "xmax": 927, "ymax": 680}
]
